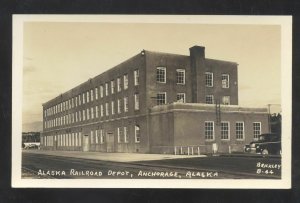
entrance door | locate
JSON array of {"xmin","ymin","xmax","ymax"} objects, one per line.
[
  {"xmin": 82, "ymin": 135, "xmax": 89, "ymax": 152},
  {"xmin": 106, "ymin": 133, "xmax": 114, "ymax": 152}
]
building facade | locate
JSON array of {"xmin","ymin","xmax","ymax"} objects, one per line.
[{"xmin": 41, "ymin": 46, "xmax": 269, "ymax": 154}]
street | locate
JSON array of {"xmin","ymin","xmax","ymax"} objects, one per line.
[{"xmin": 22, "ymin": 151, "xmax": 281, "ymax": 179}]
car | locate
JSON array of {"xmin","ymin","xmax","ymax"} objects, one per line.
[{"xmin": 244, "ymin": 133, "xmax": 281, "ymax": 155}]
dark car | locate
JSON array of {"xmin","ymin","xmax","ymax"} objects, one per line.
[{"xmin": 244, "ymin": 133, "xmax": 281, "ymax": 155}]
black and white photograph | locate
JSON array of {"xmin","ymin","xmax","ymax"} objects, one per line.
[{"xmin": 12, "ymin": 15, "xmax": 292, "ymax": 188}]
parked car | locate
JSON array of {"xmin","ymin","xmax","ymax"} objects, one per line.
[{"xmin": 244, "ymin": 133, "xmax": 281, "ymax": 155}]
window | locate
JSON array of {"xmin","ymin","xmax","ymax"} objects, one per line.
[
  {"xmin": 87, "ymin": 108, "xmax": 90, "ymax": 120},
  {"xmin": 156, "ymin": 67, "xmax": 166, "ymax": 83},
  {"xmin": 83, "ymin": 110, "xmax": 86, "ymax": 121},
  {"xmin": 111, "ymin": 101, "xmax": 115, "ymax": 115},
  {"xmin": 91, "ymin": 89, "xmax": 94, "ymax": 101},
  {"xmin": 205, "ymin": 72, "xmax": 213, "ymax": 87},
  {"xmin": 253, "ymin": 122, "xmax": 261, "ymax": 139},
  {"xmin": 82, "ymin": 93, "xmax": 85, "ymax": 104},
  {"xmin": 135, "ymin": 125, "xmax": 140, "ymax": 143},
  {"xmin": 124, "ymin": 127, "xmax": 129, "ymax": 143},
  {"xmin": 72, "ymin": 98, "xmax": 74, "ymax": 108},
  {"xmin": 105, "ymin": 82, "xmax": 109, "ymax": 96},
  {"xmin": 117, "ymin": 77, "xmax": 121, "ymax": 92},
  {"xmin": 91, "ymin": 107, "xmax": 94, "ymax": 119},
  {"xmin": 221, "ymin": 122, "xmax": 230, "ymax": 140},
  {"xmin": 117, "ymin": 99, "xmax": 121, "ymax": 114},
  {"xmin": 111, "ymin": 80, "xmax": 115, "ymax": 94},
  {"xmin": 206, "ymin": 95, "xmax": 214, "ymax": 104},
  {"xmin": 100, "ymin": 104, "xmax": 104, "ymax": 117},
  {"xmin": 134, "ymin": 93, "xmax": 139, "ymax": 110},
  {"xmin": 78, "ymin": 95, "xmax": 81, "ymax": 105},
  {"xmin": 205, "ymin": 121, "xmax": 214, "ymax": 140},
  {"xmin": 100, "ymin": 85, "xmax": 104, "ymax": 98},
  {"xmin": 95, "ymin": 130, "xmax": 98, "ymax": 144},
  {"xmin": 79, "ymin": 111, "xmax": 81, "ymax": 122},
  {"xmin": 72, "ymin": 113, "xmax": 74, "ymax": 123},
  {"xmin": 157, "ymin": 92, "xmax": 166, "ymax": 105},
  {"xmin": 124, "ymin": 97, "xmax": 128, "ymax": 112},
  {"xmin": 87, "ymin": 91, "xmax": 90, "ymax": 103},
  {"xmin": 117, "ymin": 127, "xmax": 123, "ymax": 143},
  {"xmin": 236, "ymin": 122, "xmax": 244, "ymax": 140},
  {"xmin": 75, "ymin": 112, "xmax": 78, "ymax": 122},
  {"xmin": 100, "ymin": 129, "xmax": 104, "ymax": 143},
  {"xmin": 124, "ymin": 74, "xmax": 128, "ymax": 89},
  {"xmin": 75, "ymin": 96, "xmax": 78, "ymax": 107},
  {"xmin": 91, "ymin": 130, "xmax": 94, "ymax": 144},
  {"xmin": 176, "ymin": 69, "xmax": 185, "ymax": 84},
  {"xmin": 222, "ymin": 96, "xmax": 230, "ymax": 105},
  {"xmin": 95, "ymin": 87, "xmax": 98, "ymax": 100},
  {"xmin": 222, "ymin": 74, "xmax": 230, "ymax": 88},
  {"xmin": 96, "ymin": 106, "xmax": 99, "ymax": 118},
  {"xmin": 134, "ymin": 69, "xmax": 139, "ymax": 86},
  {"xmin": 176, "ymin": 93, "xmax": 185, "ymax": 103},
  {"xmin": 105, "ymin": 103, "xmax": 109, "ymax": 116}
]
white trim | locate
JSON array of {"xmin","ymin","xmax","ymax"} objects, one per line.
[
  {"xmin": 221, "ymin": 121, "xmax": 230, "ymax": 140},
  {"xmin": 156, "ymin": 66, "xmax": 166, "ymax": 83},
  {"xmin": 235, "ymin": 121, "xmax": 245, "ymax": 140}
]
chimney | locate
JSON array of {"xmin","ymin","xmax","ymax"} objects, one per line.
[{"xmin": 189, "ymin": 45, "xmax": 205, "ymax": 59}]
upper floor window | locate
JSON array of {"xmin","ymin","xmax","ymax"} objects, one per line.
[
  {"xmin": 117, "ymin": 77, "xmax": 122, "ymax": 92},
  {"xmin": 105, "ymin": 83, "xmax": 109, "ymax": 96},
  {"xmin": 176, "ymin": 69, "xmax": 185, "ymax": 85},
  {"xmin": 205, "ymin": 95, "xmax": 214, "ymax": 104},
  {"xmin": 82, "ymin": 93, "xmax": 85, "ymax": 104},
  {"xmin": 75, "ymin": 96, "xmax": 78, "ymax": 107},
  {"xmin": 82, "ymin": 110, "xmax": 86, "ymax": 121},
  {"xmin": 78, "ymin": 95, "xmax": 81, "ymax": 105},
  {"xmin": 135, "ymin": 125, "xmax": 140, "ymax": 143},
  {"xmin": 156, "ymin": 67, "xmax": 166, "ymax": 83},
  {"xmin": 105, "ymin": 103, "xmax": 109, "ymax": 116},
  {"xmin": 124, "ymin": 74, "xmax": 128, "ymax": 90},
  {"xmin": 95, "ymin": 106, "xmax": 99, "ymax": 118},
  {"xmin": 111, "ymin": 80, "xmax": 115, "ymax": 94},
  {"xmin": 205, "ymin": 121, "xmax": 214, "ymax": 140},
  {"xmin": 134, "ymin": 69, "xmax": 139, "ymax": 86},
  {"xmin": 87, "ymin": 91, "xmax": 90, "ymax": 103},
  {"xmin": 157, "ymin": 92, "xmax": 166, "ymax": 105},
  {"xmin": 222, "ymin": 96, "xmax": 230, "ymax": 105},
  {"xmin": 236, "ymin": 122, "xmax": 244, "ymax": 140},
  {"xmin": 176, "ymin": 93, "xmax": 186, "ymax": 103},
  {"xmin": 71, "ymin": 98, "xmax": 74, "ymax": 108},
  {"xmin": 111, "ymin": 101, "xmax": 115, "ymax": 115},
  {"xmin": 117, "ymin": 99, "xmax": 121, "ymax": 114},
  {"xmin": 100, "ymin": 85, "xmax": 104, "ymax": 98},
  {"xmin": 222, "ymin": 74, "xmax": 230, "ymax": 88},
  {"xmin": 91, "ymin": 89, "xmax": 94, "ymax": 101},
  {"xmin": 205, "ymin": 72, "xmax": 213, "ymax": 87},
  {"xmin": 95, "ymin": 87, "xmax": 98, "ymax": 100},
  {"xmin": 134, "ymin": 93, "xmax": 139, "ymax": 110},
  {"xmin": 91, "ymin": 107, "xmax": 94, "ymax": 119},
  {"xmin": 87, "ymin": 108, "xmax": 90, "ymax": 120},
  {"xmin": 221, "ymin": 122, "xmax": 230, "ymax": 140},
  {"xmin": 100, "ymin": 104, "xmax": 104, "ymax": 117},
  {"xmin": 124, "ymin": 97, "xmax": 129, "ymax": 112},
  {"xmin": 253, "ymin": 122, "xmax": 261, "ymax": 139}
]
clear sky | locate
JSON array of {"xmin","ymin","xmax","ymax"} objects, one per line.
[{"xmin": 22, "ymin": 22, "xmax": 281, "ymax": 131}]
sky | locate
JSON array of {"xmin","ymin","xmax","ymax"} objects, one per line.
[{"xmin": 22, "ymin": 22, "xmax": 281, "ymax": 131}]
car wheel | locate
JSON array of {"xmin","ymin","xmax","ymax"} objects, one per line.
[{"xmin": 262, "ymin": 149, "xmax": 269, "ymax": 156}]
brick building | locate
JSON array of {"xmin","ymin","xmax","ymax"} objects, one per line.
[{"xmin": 41, "ymin": 46, "xmax": 269, "ymax": 154}]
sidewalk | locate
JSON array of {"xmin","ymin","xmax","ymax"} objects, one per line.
[{"xmin": 22, "ymin": 150, "xmax": 206, "ymax": 163}]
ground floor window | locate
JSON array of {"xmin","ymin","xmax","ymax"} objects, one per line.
[
  {"xmin": 124, "ymin": 127, "xmax": 129, "ymax": 143},
  {"xmin": 176, "ymin": 93, "xmax": 186, "ymax": 103},
  {"xmin": 204, "ymin": 121, "xmax": 214, "ymax": 140},
  {"xmin": 221, "ymin": 122, "xmax": 230, "ymax": 140},
  {"xmin": 157, "ymin": 92, "xmax": 166, "ymax": 105},
  {"xmin": 117, "ymin": 127, "xmax": 123, "ymax": 143},
  {"xmin": 205, "ymin": 95, "xmax": 214, "ymax": 104},
  {"xmin": 253, "ymin": 122, "xmax": 261, "ymax": 139},
  {"xmin": 135, "ymin": 125, "xmax": 140, "ymax": 143},
  {"xmin": 236, "ymin": 122, "xmax": 244, "ymax": 140}
]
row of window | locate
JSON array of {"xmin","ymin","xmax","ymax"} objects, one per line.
[
  {"xmin": 204, "ymin": 121, "xmax": 261, "ymax": 140},
  {"xmin": 205, "ymin": 95, "xmax": 230, "ymax": 105},
  {"xmin": 45, "ymin": 96, "xmax": 138, "ymax": 129},
  {"xmin": 156, "ymin": 67, "xmax": 186, "ymax": 85},
  {"xmin": 205, "ymin": 72, "xmax": 230, "ymax": 88},
  {"xmin": 45, "ymin": 69, "xmax": 140, "ymax": 118}
]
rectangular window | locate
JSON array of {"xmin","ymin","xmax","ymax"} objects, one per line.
[
  {"xmin": 205, "ymin": 72, "xmax": 213, "ymax": 87},
  {"xmin": 91, "ymin": 107, "xmax": 94, "ymax": 119},
  {"xmin": 176, "ymin": 69, "xmax": 185, "ymax": 84},
  {"xmin": 117, "ymin": 77, "xmax": 122, "ymax": 92},
  {"xmin": 105, "ymin": 103, "xmax": 109, "ymax": 116},
  {"xmin": 95, "ymin": 130, "xmax": 98, "ymax": 144},
  {"xmin": 100, "ymin": 85, "xmax": 104, "ymax": 98},
  {"xmin": 78, "ymin": 94, "xmax": 81, "ymax": 105},
  {"xmin": 100, "ymin": 104, "xmax": 104, "ymax": 117},
  {"xmin": 205, "ymin": 95, "xmax": 214, "ymax": 104},
  {"xmin": 95, "ymin": 87, "xmax": 98, "ymax": 100},
  {"xmin": 100, "ymin": 129, "xmax": 104, "ymax": 143},
  {"xmin": 79, "ymin": 132, "xmax": 82, "ymax": 146},
  {"xmin": 83, "ymin": 110, "xmax": 86, "ymax": 121},
  {"xmin": 87, "ymin": 108, "xmax": 90, "ymax": 120},
  {"xmin": 205, "ymin": 121, "xmax": 214, "ymax": 140},
  {"xmin": 222, "ymin": 96, "xmax": 230, "ymax": 105},
  {"xmin": 236, "ymin": 122, "xmax": 244, "ymax": 140},
  {"xmin": 135, "ymin": 125, "xmax": 140, "ymax": 143},
  {"xmin": 124, "ymin": 74, "xmax": 128, "ymax": 89},
  {"xmin": 124, "ymin": 97, "xmax": 128, "ymax": 112},
  {"xmin": 96, "ymin": 106, "xmax": 99, "ymax": 118},
  {"xmin": 176, "ymin": 93, "xmax": 186, "ymax": 103},
  {"xmin": 124, "ymin": 127, "xmax": 129, "ymax": 143},
  {"xmin": 156, "ymin": 67, "xmax": 166, "ymax": 83},
  {"xmin": 117, "ymin": 127, "xmax": 123, "ymax": 143},
  {"xmin": 134, "ymin": 93, "xmax": 139, "ymax": 110},
  {"xmin": 111, "ymin": 101, "xmax": 115, "ymax": 115},
  {"xmin": 82, "ymin": 93, "xmax": 85, "ymax": 104},
  {"xmin": 79, "ymin": 111, "xmax": 81, "ymax": 122},
  {"xmin": 75, "ymin": 96, "xmax": 78, "ymax": 107},
  {"xmin": 134, "ymin": 69, "xmax": 139, "ymax": 86},
  {"xmin": 221, "ymin": 122, "xmax": 230, "ymax": 140},
  {"xmin": 111, "ymin": 80, "xmax": 115, "ymax": 94},
  {"xmin": 157, "ymin": 92, "xmax": 166, "ymax": 105},
  {"xmin": 105, "ymin": 82, "xmax": 109, "ymax": 96},
  {"xmin": 87, "ymin": 91, "xmax": 90, "ymax": 103},
  {"xmin": 75, "ymin": 112, "xmax": 78, "ymax": 122},
  {"xmin": 253, "ymin": 122, "xmax": 261, "ymax": 139},
  {"xmin": 91, "ymin": 89, "xmax": 94, "ymax": 101},
  {"xmin": 72, "ymin": 113, "xmax": 74, "ymax": 123},
  {"xmin": 222, "ymin": 74, "xmax": 230, "ymax": 88},
  {"xmin": 91, "ymin": 130, "xmax": 94, "ymax": 144},
  {"xmin": 117, "ymin": 99, "xmax": 121, "ymax": 114},
  {"xmin": 72, "ymin": 98, "xmax": 74, "ymax": 108}
]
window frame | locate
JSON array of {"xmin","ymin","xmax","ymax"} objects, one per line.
[
  {"xmin": 204, "ymin": 121, "xmax": 215, "ymax": 141},
  {"xmin": 236, "ymin": 122, "xmax": 245, "ymax": 140},
  {"xmin": 205, "ymin": 72, "xmax": 214, "ymax": 87},
  {"xmin": 135, "ymin": 125, "xmax": 140, "ymax": 143},
  {"xmin": 176, "ymin": 93, "xmax": 186, "ymax": 103},
  {"xmin": 205, "ymin": 95, "xmax": 214, "ymax": 104},
  {"xmin": 176, "ymin": 69, "xmax": 186, "ymax": 85},
  {"xmin": 222, "ymin": 74, "xmax": 230, "ymax": 88},
  {"xmin": 253, "ymin": 122, "xmax": 261, "ymax": 140},
  {"xmin": 156, "ymin": 66, "xmax": 166, "ymax": 83},
  {"xmin": 221, "ymin": 121, "xmax": 230, "ymax": 140},
  {"xmin": 156, "ymin": 92, "xmax": 167, "ymax": 105}
]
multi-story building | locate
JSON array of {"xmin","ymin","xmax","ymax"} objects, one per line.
[{"xmin": 41, "ymin": 46, "xmax": 269, "ymax": 154}]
